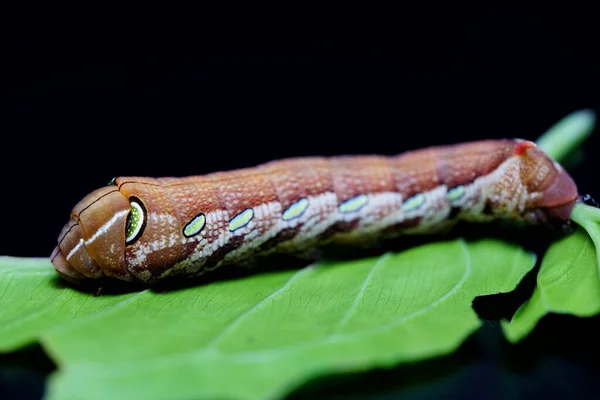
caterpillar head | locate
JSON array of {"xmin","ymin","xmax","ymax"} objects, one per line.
[
  {"xmin": 51, "ymin": 186, "xmax": 133, "ymax": 284},
  {"xmin": 51, "ymin": 178, "xmax": 183, "ymax": 284}
]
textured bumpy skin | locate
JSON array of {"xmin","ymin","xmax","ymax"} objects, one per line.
[{"xmin": 51, "ymin": 139, "xmax": 579, "ymax": 284}]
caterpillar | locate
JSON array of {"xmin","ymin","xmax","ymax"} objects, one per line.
[{"xmin": 51, "ymin": 139, "xmax": 578, "ymax": 285}]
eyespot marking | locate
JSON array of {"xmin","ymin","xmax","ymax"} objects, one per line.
[
  {"xmin": 229, "ymin": 208, "xmax": 254, "ymax": 232},
  {"xmin": 402, "ymin": 193, "xmax": 425, "ymax": 213},
  {"xmin": 447, "ymin": 185, "xmax": 466, "ymax": 202},
  {"xmin": 282, "ymin": 198, "xmax": 309, "ymax": 221},
  {"xmin": 339, "ymin": 194, "xmax": 368, "ymax": 213},
  {"xmin": 125, "ymin": 197, "xmax": 146, "ymax": 245},
  {"xmin": 183, "ymin": 213, "xmax": 206, "ymax": 237}
]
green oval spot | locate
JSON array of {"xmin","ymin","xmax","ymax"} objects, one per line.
[
  {"xmin": 125, "ymin": 198, "xmax": 146, "ymax": 245},
  {"xmin": 447, "ymin": 185, "xmax": 466, "ymax": 202},
  {"xmin": 229, "ymin": 208, "xmax": 254, "ymax": 232},
  {"xmin": 339, "ymin": 194, "xmax": 368, "ymax": 213},
  {"xmin": 183, "ymin": 213, "xmax": 206, "ymax": 237},
  {"xmin": 402, "ymin": 193, "xmax": 425, "ymax": 213},
  {"xmin": 282, "ymin": 198, "xmax": 310, "ymax": 221}
]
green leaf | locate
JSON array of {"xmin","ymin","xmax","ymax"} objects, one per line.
[
  {"xmin": 536, "ymin": 108, "xmax": 596, "ymax": 162},
  {"xmin": 501, "ymin": 110, "xmax": 600, "ymax": 342},
  {"xmin": 0, "ymin": 257, "xmax": 140, "ymax": 351},
  {"xmin": 0, "ymin": 241, "xmax": 535, "ymax": 400},
  {"xmin": 501, "ymin": 227, "xmax": 600, "ymax": 343}
]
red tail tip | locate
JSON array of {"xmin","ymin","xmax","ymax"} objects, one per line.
[{"xmin": 513, "ymin": 140, "xmax": 537, "ymax": 156}]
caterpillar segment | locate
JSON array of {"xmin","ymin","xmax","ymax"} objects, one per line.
[{"xmin": 51, "ymin": 139, "xmax": 578, "ymax": 284}]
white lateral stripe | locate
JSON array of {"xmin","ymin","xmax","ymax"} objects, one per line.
[
  {"xmin": 85, "ymin": 210, "xmax": 129, "ymax": 245},
  {"xmin": 66, "ymin": 238, "xmax": 84, "ymax": 261}
]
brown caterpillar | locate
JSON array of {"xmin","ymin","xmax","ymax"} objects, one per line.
[{"xmin": 51, "ymin": 139, "xmax": 578, "ymax": 285}]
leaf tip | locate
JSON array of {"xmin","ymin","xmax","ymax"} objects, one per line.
[{"xmin": 500, "ymin": 318, "xmax": 524, "ymax": 344}]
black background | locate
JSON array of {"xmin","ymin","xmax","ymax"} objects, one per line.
[{"xmin": 2, "ymin": 3, "xmax": 600, "ymax": 399}]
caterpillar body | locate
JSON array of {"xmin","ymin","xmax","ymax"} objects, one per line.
[{"xmin": 51, "ymin": 139, "xmax": 578, "ymax": 285}]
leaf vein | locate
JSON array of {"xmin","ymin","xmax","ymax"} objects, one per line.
[
  {"xmin": 332, "ymin": 253, "xmax": 389, "ymax": 334},
  {"xmin": 194, "ymin": 241, "xmax": 473, "ymax": 362},
  {"xmin": 205, "ymin": 265, "xmax": 314, "ymax": 350},
  {"xmin": 43, "ymin": 290, "xmax": 150, "ymax": 336}
]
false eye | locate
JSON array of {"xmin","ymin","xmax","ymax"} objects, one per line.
[{"xmin": 125, "ymin": 197, "xmax": 146, "ymax": 245}]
